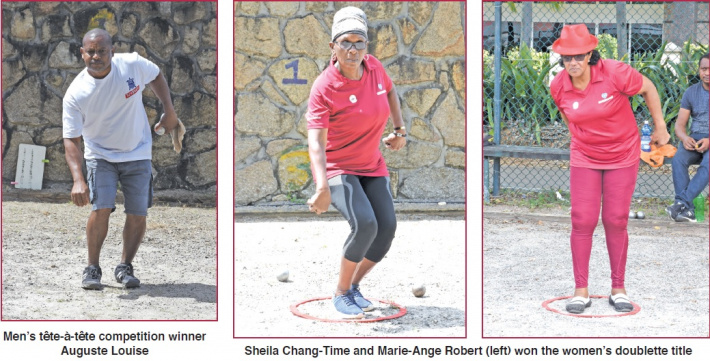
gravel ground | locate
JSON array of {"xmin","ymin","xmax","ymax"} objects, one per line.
[
  {"xmin": 234, "ymin": 214, "xmax": 466, "ymax": 337},
  {"xmin": 1, "ymin": 201, "xmax": 216, "ymax": 320},
  {"xmin": 483, "ymin": 204, "xmax": 709, "ymax": 337}
]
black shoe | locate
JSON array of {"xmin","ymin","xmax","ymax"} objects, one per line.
[
  {"xmin": 675, "ymin": 206, "xmax": 697, "ymax": 223},
  {"xmin": 82, "ymin": 265, "xmax": 102, "ymax": 290},
  {"xmin": 666, "ymin": 201, "xmax": 684, "ymax": 220},
  {"xmin": 565, "ymin": 296, "xmax": 591, "ymax": 314},
  {"xmin": 114, "ymin": 263, "xmax": 141, "ymax": 288},
  {"xmin": 609, "ymin": 293, "xmax": 633, "ymax": 312}
]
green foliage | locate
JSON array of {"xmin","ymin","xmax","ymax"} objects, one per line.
[
  {"xmin": 630, "ymin": 40, "xmax": 708, "ymax": 143},
  {"xmin": 596, "ymin": 33, "xmax": 618, "ymax": 60},
  {"xmin": 493, "ymin": 189, "xmax": 570, "ymax": 210},
  {"xmin": 484, "ymin": 38, "xmax": 709, "ymax": 146},
  {"xmin": 506, "ymin": 2, "xmax": 564, "ymax": 13},
  {"xmin": 484, "ymin": 43, "xmax": 557, "ymax": 145},
  {"xmin": 285, "ymin": 182, "xmax": 307, "ymax": 204},
  {"xmin": 493, "ymin": 190, "xmax": 676, "ymax": 215}
]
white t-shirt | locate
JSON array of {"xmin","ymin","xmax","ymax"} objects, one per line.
[{"xmin": 63, "ymin": 52, "xmax": 160, "ymax": 162}]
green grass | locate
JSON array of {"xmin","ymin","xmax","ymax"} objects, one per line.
[
  {"xmin": 489, "ymin": 189, "xmax": 687, "ymax": 218},
  {"xmin": 490, "ymin": 189, "xmax": 570, "ymax": 210},
  {"xmin": 628, "ymin": 197, "xmax": 674, "ymax": 217}
]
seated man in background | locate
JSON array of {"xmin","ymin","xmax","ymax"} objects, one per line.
[{"xmin": 666, "ymin": 53, "xmax": 709, "ymax": 222}]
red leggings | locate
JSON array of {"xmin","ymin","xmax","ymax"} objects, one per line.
[{"xmin": 569, "ymin": 163, "xmax": 638, "ymax": 289}]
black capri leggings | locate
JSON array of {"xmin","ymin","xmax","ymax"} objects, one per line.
[{"xmin": 327, "ymin": 175, "xmax": 397, "ymax": 263}]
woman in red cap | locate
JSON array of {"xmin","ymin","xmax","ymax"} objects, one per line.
[{"xmin": 549, "ymin": 24, "xmax": 670, "ymax": 314}]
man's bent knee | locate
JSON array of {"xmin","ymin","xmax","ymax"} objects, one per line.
[{"xmin": 90, "ymin": 208, "xmax": 113, "ymax": 218}]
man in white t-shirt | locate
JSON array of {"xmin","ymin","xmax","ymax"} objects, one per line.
[{"xmin": 63, "ymin": 28, "xmax": 178, "ymax": 290}]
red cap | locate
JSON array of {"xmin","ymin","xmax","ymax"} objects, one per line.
[{"xmin": 552, "ymin": 24, "xmax": 598, "ymax": 55}]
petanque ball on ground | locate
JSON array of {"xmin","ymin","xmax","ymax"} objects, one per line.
[
  {"xmin": 628, "ymin": 210, "xmax": 636, "ymax": 219},
  {"xmin": 636, "ymin": 211, "xmax": 645, "ymax": 219},
  {"xmin": 412, "ymin": 285, "xmax": 426, "ymax": 297},
  {"xmin": 277, "ymin": 270, "xmax": 289, "ymax": 282}
]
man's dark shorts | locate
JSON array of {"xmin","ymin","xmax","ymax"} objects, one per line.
[{"xmin": 85, "ymin": 159, "xmax": 153, "ymax": 216}]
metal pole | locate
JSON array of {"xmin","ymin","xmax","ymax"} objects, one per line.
[
  {"xmin": 522, "ymin": 2, "xmax": 533, "ymax": 49},
  {"xmin": 493, "ymin": 2, "xmax": 502, "ymax": 196},
  {"xmin": 616, "ymin": 1, "xmax": 627, "ymax": 60}
]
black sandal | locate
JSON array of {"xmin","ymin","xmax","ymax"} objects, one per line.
[
  {"xmin": 566, "ymin": 296, "xmax": 591, "ymax": 314},
  {"xmin": 609, "ymin": 294, "xmax": 633, "ymax": 312}
]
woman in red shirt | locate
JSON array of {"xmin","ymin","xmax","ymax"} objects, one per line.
[
  {"xmin": 549, "ymin": 25, "xmax": 670, "ymax": 314},
  {"xmin": 306, "ymin": 7, "xmax": 406, "ymax": 319}
]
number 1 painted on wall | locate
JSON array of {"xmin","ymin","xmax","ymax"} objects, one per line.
[{"xmin": 282, "ymin": 60, "xmax": 307, "ymax": 85}]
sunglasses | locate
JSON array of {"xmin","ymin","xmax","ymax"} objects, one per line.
[
  {"xmin": 561, "ymin": 53, "xmax": 589, "ymax": 63},
  {"xmin": 336, "ymin": 40, "xmax": 367, "ymax": 51}
]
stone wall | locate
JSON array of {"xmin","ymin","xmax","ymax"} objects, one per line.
[
  {"xmin": 234, "ymin": 1, "xmax": 465, "ymax": 205},
  {"xmin": 2, "ymin": 1, "xmax": 217, "ymax": 192}
]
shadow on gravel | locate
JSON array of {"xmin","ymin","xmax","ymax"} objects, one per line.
[
  {"xmin": 116, "ymin": 283, "xmax": 216, "ymax": 303},
  {"xmin": 383, "ymin": 306, "xmax": 465, "ymax": 332}
]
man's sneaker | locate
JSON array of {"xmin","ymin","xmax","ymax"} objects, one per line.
[
  {"xmin": 350, "ymin": 284, "xmax": 374, "ymax": 311},
  {"xmin": 114, "ymin": 263, "xmax": 140, "ymax": 288},
  {"xmin": 666, "ymin": 201, "xmax": 684, "ymax": 220},
  {"xmin": 332, "ymin": 290, "xmax": 364, "ymax": 319},
  {"xmin": 82, "ymin": 265, "xmax": 102, "ymax": 290},
  {"xmin": 675, "ymin": 206, "xmax": 697, "ymax": 223}
]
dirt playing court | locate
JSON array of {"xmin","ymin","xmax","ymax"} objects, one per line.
[
  {"xmin": 2, "ymin": 201, "xmax": 216, "ymax": 320},
  {"xmin": 484, "ymin": 205, "xmax": 708, "ymax": 337},
  {"xmin": 234, "ymin": 213, "xmax": 465, "ymax": 337}
]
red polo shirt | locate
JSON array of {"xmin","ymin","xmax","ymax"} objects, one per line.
[
  {"xmin": 550, "ymin": 59, "xmax": 643, "ymax": 169},
  {"xmin": 306, "ymin": 55, "xmax": 393, "ymax": 179}
]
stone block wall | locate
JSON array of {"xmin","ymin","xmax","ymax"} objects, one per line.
[
  {"xmin": 2, "ymin": 1, "xmax": 217, "ymax": 192},
  {"xmin": 234, "ymin": 1, "xmax": 465, "ymax": 205}
]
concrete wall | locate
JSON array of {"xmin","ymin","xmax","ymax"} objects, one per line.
[
  {"xmin": 2, "ymin": 1, "xmax": 217, "ymax": 192},
  {"xmin": 234, "ymin": 1, "xmax": 466, "ymax": 205}
]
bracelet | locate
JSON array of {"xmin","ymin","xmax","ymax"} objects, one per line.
[
  {"xmin": 392, "ymin": 132, "xmax": 407, "ymax": 138},
  {"xmin": 394, "ymin": 126, "xmax": 406, "ymax": 131}
]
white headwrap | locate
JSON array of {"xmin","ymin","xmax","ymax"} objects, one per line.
[{"xmin": 331, "ymin": 7, "xmax": 368, "ymax": 42}]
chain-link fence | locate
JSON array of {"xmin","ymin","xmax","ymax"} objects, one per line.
[
  {"xmin": 484, "ymin": 158, "xmax": 703, "ymax": 199},
  {"xmin": 483, "ymin": 1, "xmax": 709, "ymax": 200}
]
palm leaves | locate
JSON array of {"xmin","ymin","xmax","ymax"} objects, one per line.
[
  {"xmin": 484, "ymin": 43, "xmax": 557, "ymax": 144},
  {"xmin": 484, "ymin": 39, "xmax": 708, "ymax": 146},
  {"xmin": 631, "ymin": 40, "xmax": 708, "ymax": 142}
]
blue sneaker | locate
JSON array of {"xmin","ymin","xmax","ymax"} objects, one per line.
[
  {"xmin": 350, "ymin": 284, "xmax": 374, "ymax": 311},
  {"xmin": 332, "ymin": 290, "xmax": 364, "ymax": 319}
]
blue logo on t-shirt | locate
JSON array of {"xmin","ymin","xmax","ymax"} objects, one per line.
[{"xmin": 124, "ymin": 77, "xmax": 140, "ymax": 99}]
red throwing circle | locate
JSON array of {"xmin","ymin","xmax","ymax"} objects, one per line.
[
  {"xmin": 290, "ymin": 297, "xmax": 408, "ymax": 323},
  {"xmin": 542, "ymin": 294, "xmax": 641, "ymax": 318}
]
